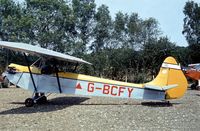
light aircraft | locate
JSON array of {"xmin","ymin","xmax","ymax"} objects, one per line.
[
  {"xmin": 0, "ymin": 41, "xmax": 188, "ymax": 107},
  {"xmin": 184, "ymin": 63, "xmax": 200, "ymax": 90}
]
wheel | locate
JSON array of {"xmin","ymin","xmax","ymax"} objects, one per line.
[
  {"xmin": 37, "ymin": 96, "xmax": 47, "ymax": 104},
  {"xmin": 25, "ymin": 98, "xmax": 34, "ymax": 107},
  {"xmin": 191, "ymin": 83, "xmax": 197, "ymax": 90}
]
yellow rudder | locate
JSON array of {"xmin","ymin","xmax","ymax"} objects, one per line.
[{"xmin": 148, "ymin": 57, "xmax": 188, "ymax": 99}]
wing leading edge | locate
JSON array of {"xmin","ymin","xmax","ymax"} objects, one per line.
[{"xmin": 0, "ymin": 41, "xmax": 91, "ymax": 65}]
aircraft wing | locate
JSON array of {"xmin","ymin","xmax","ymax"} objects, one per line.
[
  {"xmin": 188, "ymin": 63, "xmax": 200, "ymax": 70},
  {"xmin": 144, "ymin": 84, "xmax": 178, "ymax": 91},
  {"xmin": 0, "ymin": 41, "xmax": 91, "ymax": 65},
  {"xmin": 194, "ymin": 65, "xmax": 200, "ymax": 71}
]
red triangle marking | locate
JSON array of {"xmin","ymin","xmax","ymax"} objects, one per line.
[{"xmin": 76, "ymin": 83, "xmax": 82, "ymax": 89}]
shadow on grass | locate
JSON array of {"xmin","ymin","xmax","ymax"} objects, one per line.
[
  {"xmin": 0, "ymin": 96, "xmax": 90, "ymax": 115},
  {"xmin": 0, "ymin": 97, "xmax": 143, "ymax": 115},
  {"xmin": 141, "ymin": 101, "xmax": 181, "ymax": 107},
  {"xmin": 78, "ymin": 103, "xmax": 141, "ymax": 106},
  {"xmin": 196, "ymin": 94, "xmax": 200, "ymax": 96},
  {"xmin": 0, "ymin": 97, "xmax": 180, "ymax": 115}
]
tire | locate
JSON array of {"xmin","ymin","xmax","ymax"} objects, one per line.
[{"xmin": 25, "ymin": 98, "xmax": 34, "ymax": 107}]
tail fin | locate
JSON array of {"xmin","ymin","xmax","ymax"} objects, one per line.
[{"xmin": 147, "ymin": 56, "xmax": 188, "ymax": 99}]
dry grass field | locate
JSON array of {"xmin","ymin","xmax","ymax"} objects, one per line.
[{"xmin": 0, "ymin": 87, "xmax": 200, "ymax": 131}]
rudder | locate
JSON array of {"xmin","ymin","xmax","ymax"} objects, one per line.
[{"xmin": 147, "ymin": 56, "xmax": 188, "ymax": 99}]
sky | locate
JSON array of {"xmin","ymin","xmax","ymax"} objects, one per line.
[{"xmin": 95, "ymin": 0, "xmax": 200, "ymax": 47}]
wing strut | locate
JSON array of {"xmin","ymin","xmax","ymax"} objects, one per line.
[
  {"xmin": 73, "ymin": 62, "xmax": 79, "ymax": 72},
  {"xmin": 53, "ymin": 63, "xmax": 62, "ymax": 93},
  {"xmin": 23, "ymin": 53, "xmax": 37, "ymax": 92}
]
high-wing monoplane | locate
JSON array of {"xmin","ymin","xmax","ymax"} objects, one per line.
[{"xmin": 0, "ymin": 41, "xmax": 188, "ymax": 107}]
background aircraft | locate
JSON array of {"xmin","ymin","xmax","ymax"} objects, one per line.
[
  {"xmin": 0, "ymin": 41, "xmax": 188, "ymax": 107},
  {"xmin": 184, "ymin": 64, "xmax": 200, "ymax": 90}
]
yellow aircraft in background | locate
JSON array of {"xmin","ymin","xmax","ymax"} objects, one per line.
[{"xmin": 0, "ymin": 41, "xmax": 188, "ymax": 107}]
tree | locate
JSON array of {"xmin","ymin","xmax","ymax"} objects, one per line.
[
  {"xmin": 0, "ymin": 0, "xmax": 25, "ymax": 71},
  {"xmin": 0, "ymin": 0, "xmax": 22, "ymax": 41},
  {"xmin": 111, "ymin": 12, "xmax": 128, "ymax": 49},
  {"xmin": 24, "ymin": 0, "xmax": 75, "ymax": 53},
  {"xmin": 141, "ymin": 18, "xmax": 160, "ymax": 46},
  {"xmin": 127, "ymin": 13, "xmax": 143, "ymax": 49},
  {"xmin": 173, "ymin": 46, "xmax": 190, "ymax": 66},
  {"xmin": 183, "ymin": 1, "xmax": 200, "ymax": 63},
  {"xmin": 183, "ymin": 1, "xmax": 200, "ymax": 45},
  {"xmin": 0, "ymin": 0, "xmax": 188, "ymax": 83},
  {"xmin": 142, "ymin": 37, "xmax": 176, "ymax": 76},
  {"xmin": 87, "ymin": 5, "xmax": 112, "ymax": 77},
  {"xmin": 72, "ymin": 0, "xmax": 96, "ymax": 56},
  {"xmin": 91, "ymin": 4, "xmax": 112, "ymax": 53}
]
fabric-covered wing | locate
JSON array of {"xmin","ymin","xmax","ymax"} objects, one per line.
[{"xmin": 0, "ymin": 41, "xmax": 91, "ymax": 65}]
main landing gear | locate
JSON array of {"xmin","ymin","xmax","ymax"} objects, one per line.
[{"xmin": 25, "ymin": 93, "xmax": 47, "ymax": 107}]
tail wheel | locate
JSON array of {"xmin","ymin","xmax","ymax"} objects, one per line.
[{"xmin": 25, "ymin": 98, "xmax": 34, "ymax": 107}]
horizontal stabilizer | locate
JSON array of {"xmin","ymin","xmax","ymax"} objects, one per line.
[
  {"xmin": 162, "ymin": 84, "xmax": 178, "ymax": 90},
  {"xmin": 144, "ymin": 84, "xmax": 178, "ymax": 91}
]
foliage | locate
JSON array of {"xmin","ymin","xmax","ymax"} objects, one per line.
[
  {"xmin": 183, "ymin": 1, "xmax": 200, "ymax": 63},
  {"xmin": 183, "ymin": 1, "xmax": 200, "ymax": 45},
  {"xmin": 72, "ymin": 0, "xmax": 96, "ymax": 55},
  {"xmin": 0, "ymin": 0, "xmax": 193, "ymax": 82},
  {"xmin": 91, "ymin": 4, "xmax": 112, "ymax": 53}
]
